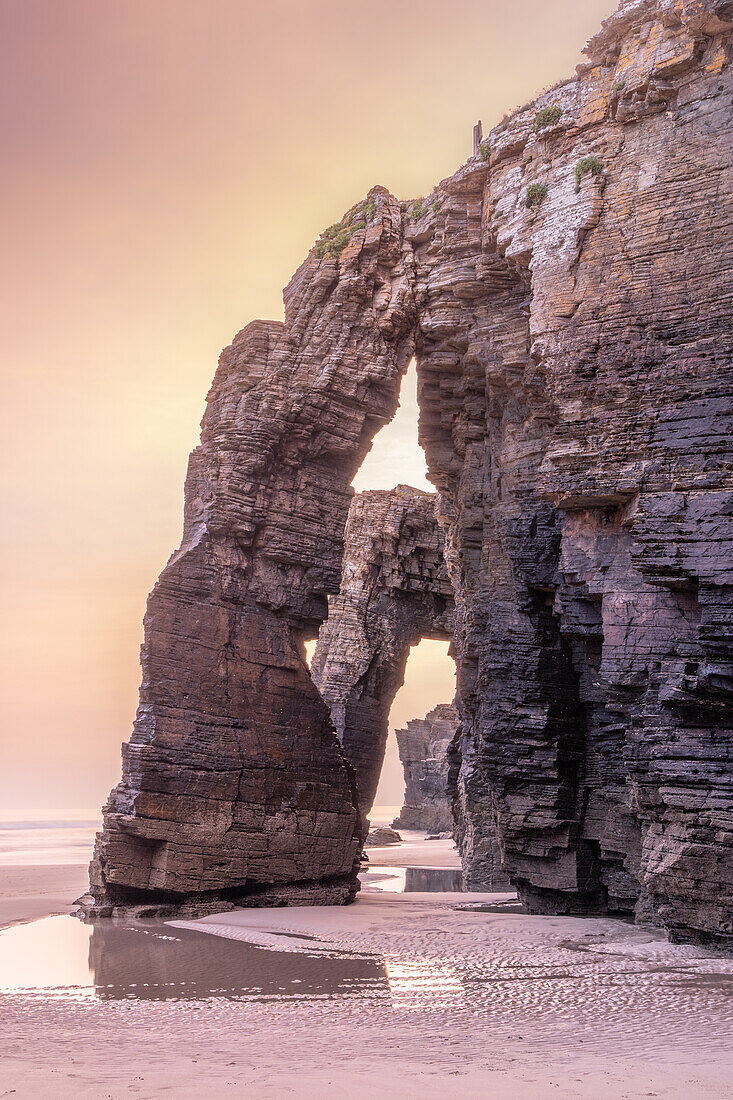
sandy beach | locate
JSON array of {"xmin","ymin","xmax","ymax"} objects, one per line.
[{"xmin": 1, "ymin": 836, "xmax": 732, "ymax": 1098}]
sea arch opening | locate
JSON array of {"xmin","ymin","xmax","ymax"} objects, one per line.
[{"xmin": 310, "ymin": 355, "xmax": 457, "ymax": 829}]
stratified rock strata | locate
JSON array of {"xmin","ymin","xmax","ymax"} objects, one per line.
[
  {"xmin": 311, "ymin": 487, "xmax": 454, "ymax": 816},
  {"xmin": 416, "ymin": 0, "xmax": 733, "ymax": 945},
  {"xmin": 392, "ymin": 704, "xmax": 457, "ymax": 834},
  {"xmin": 90, "ymin": 0, "xmax": 732, "ymax": 947}
]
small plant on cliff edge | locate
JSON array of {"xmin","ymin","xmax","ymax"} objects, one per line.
[
  {"xmin": 477, "ymin": 141, "xmax": 491, "ymax": 162},
  {"xmin": 526, "ymin": 183, "xmax": 548, "ymax": 209},
  {"xmin": 574, "ymin": 155, "xmax": 604, "ymax": 193},
  {"xmin": 313, "ymin": 194, "xmax": 378, "ymax": 261},
  {"xmin": 612, "ymin": 79, "xmax": 626, "ymax": 93},
  {"xmin": 329, "ymin": 228, "xmax": 352, "ymax": 255},
  {"xmin": 533, "ymin": 105, "xmax": 563, "ymax": 130},
  {"xmin": 401, "ymin": 198, "xmax": 427, "ymax": 221}
]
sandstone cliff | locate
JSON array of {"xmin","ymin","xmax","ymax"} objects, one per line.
[{"xmin": 88, "ymin": 0, "xmax": 732, "ymax": 947}]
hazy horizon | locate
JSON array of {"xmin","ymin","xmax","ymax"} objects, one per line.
[{"xmin": 1, "ymin": 0, "xmax": 613, "ymax": 810}]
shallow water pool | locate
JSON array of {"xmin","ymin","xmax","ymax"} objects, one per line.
[{"xmin": 0, "ymin": 915, "xmax": 387, "ymax": 1003}]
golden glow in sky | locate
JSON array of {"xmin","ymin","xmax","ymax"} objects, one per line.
[{"xmin": 0, "ymin": 0, "xmax": 614, "ymax": 809}]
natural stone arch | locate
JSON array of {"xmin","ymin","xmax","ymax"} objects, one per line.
[
  {"xmin": 311, "ymin": 486, "xmax": 454, "ymax": 818},
  {"xmin": 85, "ymin": 2, "xmax": 733, "ymax": 949}
]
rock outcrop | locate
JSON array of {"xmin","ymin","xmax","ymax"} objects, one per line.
[
  {"xmin": 89, "ymin": 0, "xmax": 732, "ymax": 947},
  {"xmin": 392, "ymin": 704, "xmax": 457, "ymax": 834},
  {"xmin": 364, "ymin": 827, "xmax": 402, "ymax": 847},
  {"xmin": 311, "ymin": 487, "xmax": 454, "ymax": 816}
]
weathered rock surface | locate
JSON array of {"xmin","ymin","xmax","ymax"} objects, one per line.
[
  {"xmin": 392, "ymin": 704, "xmax": 457, "ymax": 834},
  {"xmin": 414, "ymin": 0, "xmax": 733, "ymax": 944},
  {"xmin": 311, "ymin": 487, "xmax": 454, "ymax": 816},
  {"xmin": 90, "ymin": 0, "xmax": 732, "ymax": 946}
]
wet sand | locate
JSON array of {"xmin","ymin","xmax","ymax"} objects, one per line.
[
  {"xmin": 0, "ymin": 864, "xmax": 88, "ymax": 929},
  {"xmin": 366, "ymin": 830, "xmax": 461, "ymax": 868},
  {"xmin": 1, "ymin": 838, "xmax": 732, "ymax": 1098}
]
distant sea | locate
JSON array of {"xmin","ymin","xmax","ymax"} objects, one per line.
[
  {"xmin": 0, "ymin": 805, "xmax": 401, "ymax": 867},
  {"xmin": 0, "ymin": 810, "xmax": 100, "ymax": 867}
]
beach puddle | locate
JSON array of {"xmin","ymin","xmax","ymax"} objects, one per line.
[
  {"xmin": 359, "ymin": 866, "xmax": 464, "ymax": 892},
  {"xmin": 0, "ymin": 915, "xmax": 388, "ymax": 1004}
]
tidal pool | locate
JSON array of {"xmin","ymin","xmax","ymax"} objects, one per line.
[{"xmin": 0, "ymin": 915, "xmax": 387, "ymax": 1003}]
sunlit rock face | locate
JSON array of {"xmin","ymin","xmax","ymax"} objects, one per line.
[
  {"xmin": 311, "ymin": 487, "xmax": 454, "ymax": 817},
  {"xmin": 392, "ymin": 703, "xmax": 456, "ymax": 834},
  {"xmin": 90, "ymin": 0, "xmax": 732, "ymax": 946}
]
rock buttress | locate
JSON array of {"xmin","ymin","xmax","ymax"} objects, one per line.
[
  {"xmin": 311, "ymin": 487, "xmax": 454, "ymax": 817},
  {"xmin": 412, "ymin": 0, "xmax": 733, "ymax": 945}
]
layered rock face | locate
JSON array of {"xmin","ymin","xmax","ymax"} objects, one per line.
[
  {"xmin": 91, "ymin": 0, "xmax": 732, "ymax": 946},
  {"xmin": 413, "ymin": 0, "xmax": 733, "ymax": 944},
  {"xmin": 311, "ymin": 487, "xmax": 454, "ymax": 816},
  {"xmin": 392, "ymin": 703, "xmax": 456, "ymax": 833}
]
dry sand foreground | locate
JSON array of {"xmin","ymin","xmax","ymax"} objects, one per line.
[{"xmin": 1, "ymin": 840, "xmax": 732, "ymax": 1099}]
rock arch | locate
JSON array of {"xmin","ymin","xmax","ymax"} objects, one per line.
[
  {"xmin": 86, "ymin": 1, "xmax": 733, "ymax": 949},
  {"xmin": 87, "ymin": 195, "xmax": 420, "ymax": 915}
]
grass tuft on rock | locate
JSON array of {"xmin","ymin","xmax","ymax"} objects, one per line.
[
  {"xmin": 574, "ymin": 155, "xmax": 604, "ymax": 193},
  {"xmin": 313, "ymin": 195, "xmax": 378, "ymax": 260},
  {"xmin": 526, "ymin": 183, "xmax": 549, "ymax": 209},
  {"xmin": 534, "ymin": 105, "xmax": 563, "ymax": 130}
]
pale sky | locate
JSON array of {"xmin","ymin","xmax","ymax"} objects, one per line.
[{"xmin": 0, "ymin": 0, "xmax": 614, "ymax": 811}]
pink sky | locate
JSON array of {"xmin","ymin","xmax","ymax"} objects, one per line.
[{"xmin": 0, "ymin": 0, "xmax": 613, "ymax": 810}]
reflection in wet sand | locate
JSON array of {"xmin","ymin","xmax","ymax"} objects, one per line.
[
  {"xmin": 90, "ymin": 921, "xmax": 389, "ymax": 1002},
  {"xmin": 385, "ymin": 957, "xmax": 464, "ymax": 1009},
  {"xmin": 2, "ymin": 909, "xmax": 733, "ymax": 1042},
  {"xmin": 360, "ymin": 866, "xmax": 465, "ymax": 892},
  {"xmin": 0, "ymin": 916, "xmax": 389, "ymax": 1004}
]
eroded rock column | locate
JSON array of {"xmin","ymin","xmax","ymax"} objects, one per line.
[
  {"xmin": 392, "ymin": 703, "xmax": 456, "ymax": 834},
  {"xmin": 311, "ymin": 487, "xmax": 454, "ymax": 816}
]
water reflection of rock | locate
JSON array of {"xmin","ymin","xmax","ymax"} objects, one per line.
[
  {"xmin": 88, "ymin": 921, "xmax": 388, "ymax": 1002},
  {"xmin": 404, "ymin": 868, "xmax": 463, "ymax": 893}
]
